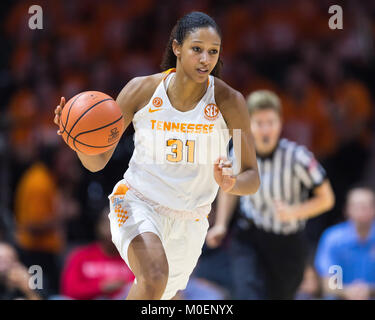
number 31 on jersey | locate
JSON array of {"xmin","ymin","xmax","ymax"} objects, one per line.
[{"xmin": 166, "ymin": 139, "xmax": 195, "ymax": 163}]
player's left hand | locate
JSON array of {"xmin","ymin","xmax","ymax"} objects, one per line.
[
  {"xmin": 54, "ymin": 96, "xmax": 65, "ymax": 135},
  {"xmin": 274, "ymin": 200, "xmax": 300, "ymax": 222},
  {"xmin": 214, "ymin": 156, "xmax": 236, "ymax": 193}
]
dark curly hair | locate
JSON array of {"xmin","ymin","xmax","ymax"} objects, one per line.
[{"xmin": 160, "ymin": 11, "xmax": 223, "ymax": 78}]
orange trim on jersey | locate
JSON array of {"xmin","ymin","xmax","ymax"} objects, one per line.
[
  {"xmin": 113, "ymin": 184, "xmax": 129, "ymax": 196},
  {"xmin": 163, "ymin": 68, "xmax": 176, "ymax": 79},
  {"xmin": 112, "ymin": 184, "xmax": 129, "ymax": 228},
  {"xmin": 116, "ymin": 210, "xmax": 128, "ymax": 228}
]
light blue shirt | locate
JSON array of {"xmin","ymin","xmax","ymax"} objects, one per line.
[{"xmin": 315, "ymin": 221, "xmax": 375, "ymax": 285}]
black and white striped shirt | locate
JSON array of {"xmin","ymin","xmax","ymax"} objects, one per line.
[{"xmin": 231, "ymin": 138, "xmax": 327, "ymax": 235}]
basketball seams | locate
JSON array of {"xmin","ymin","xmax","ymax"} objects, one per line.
[
  {"xmin": 61, "ymin": 92, "xmax": 86, "ymax": 135},
  {"xmin": 72, "ymin": 115, "xmax": 123, "ymax": 151},
  {"xmin": 60, "ymin": 116, "xmax": 123, "ymax": 149},
  {"xmin": 74, "ymin": 138, "xmax": 119, "ymax": 149},
  {"xmin": 66, "ymin": 98, "xmax": 113, "ymax": 144},
  {"xmin": 73, "ymin": 115, "xmax": 123, "ymax": 139}
]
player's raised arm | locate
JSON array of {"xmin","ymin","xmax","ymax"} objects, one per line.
[
  {"xmin": 215, "ymin": 80, "xmax": 260, "ymax": 195},
  {"xmin": 53, "ymin": 76, "xmax": 157, "ymax": 172}
]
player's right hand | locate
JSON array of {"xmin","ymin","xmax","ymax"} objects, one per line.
[
  {"xmin": 206, "ymin": 224, "xmax": 227, "ymax": 249},
  {"xmin": 53, "ymin": 97, "xmax": 66, "ymax": 135}
]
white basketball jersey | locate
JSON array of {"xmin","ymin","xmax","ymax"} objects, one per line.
[{"xmin": 123, "ymin": 69, "xmax": 230, "ymax": 212}]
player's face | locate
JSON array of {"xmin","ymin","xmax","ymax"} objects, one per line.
[
  {"xmin": 250, "ymin": 109, "xmax": 282, "ymax": 154},
  {"xmin": 346, "ymin": 190, "xmax": 375, "ymax": 225},
  {"xmin": 178, "ymin": 27, "xmax": 221, "ymax": 83}
]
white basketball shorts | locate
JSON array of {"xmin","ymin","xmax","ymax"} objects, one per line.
[{"xmin": 107, "ymin": 179, "xmax": 210, "ymax": 300}]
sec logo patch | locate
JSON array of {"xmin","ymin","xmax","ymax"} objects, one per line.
[
  {"xmin": 204, "ymin": 103, "xmax": 219, "ymax": 121},
  {"xmin": 152, "ymin": 97, "xmax": 163, "ymax": 108}
]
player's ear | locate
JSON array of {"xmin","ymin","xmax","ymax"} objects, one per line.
[{"xmin": 172, "ymin": 39, "xmax": 181, "ymax": 58}]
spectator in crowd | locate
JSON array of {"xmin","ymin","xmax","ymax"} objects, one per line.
[
  {"xmin": 13, "ymin": 143, "xmax": 64, "ymax": 297},
  {"xmin": 0, "ymin": 242, "xmax": 41, "ymax": 300},
  {"xmin": 320, "ymin": 53, "xmax": 373, "ymax": 161},
  {"xmin": 318, "ymin": 56, "xmax": 373, "ymax": 224},
  {"xmin": 53, "ymin": 146, "xmax": 84, "ymax": 244},
  {"xmin": 60, "ymin": 207, "xmax": 134, "ymax": 300},
  {"xmin": 280, "ymin": 63, "xmax": 338, "ymax": 160},
  {"xmin": 315, "ymin": 187, "xmax": 375, "ymax": 300}
]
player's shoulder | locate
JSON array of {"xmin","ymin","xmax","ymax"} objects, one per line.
[
  {"xmin": 116, "ymin": 73, "xmax": 165, "ymax": 113},
  {"xmin": 127, "ymin": 73, "xmax": 164, "ymax": 94},
  {"xmin": 214, "ymin": 77, "xmax": 245, "ymax": 109}
]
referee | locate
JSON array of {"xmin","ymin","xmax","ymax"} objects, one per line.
[{"xmin": 206, "ymin": 90, "xmax": 335, "ymax": 299}]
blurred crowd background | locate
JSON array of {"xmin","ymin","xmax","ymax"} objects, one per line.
[{"xmin": 0, "ymin": 0, "xmax": 374, "ymax": 300}]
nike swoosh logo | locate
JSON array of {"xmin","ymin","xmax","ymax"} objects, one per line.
[{"xmin": 149, "ymin": 108, "xmax": 163, "ymax": 113}]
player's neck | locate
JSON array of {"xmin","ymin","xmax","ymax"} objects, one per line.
[{"xmin": 167, "ymin": 70, "xmax": 207, "ymax": 111}]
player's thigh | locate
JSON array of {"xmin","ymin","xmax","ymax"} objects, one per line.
[
  {"xmin": 108, "ymin": 186, "xmax": 167, "ymax": 274},
  {"xmin": 127, "ymin": 232, "xmax": 169, "ymax": 282},
  {"xmin": 161, "ymin": 218, "xmax": 209, "ymax": 299},
  {"xmin": 168, "ymin": 218, "xmax": 208, "ymax": 272}
]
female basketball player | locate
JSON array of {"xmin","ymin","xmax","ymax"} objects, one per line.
[{"xmin": 53, "ymin": 12, "xmax": 260, "ymax": 300}]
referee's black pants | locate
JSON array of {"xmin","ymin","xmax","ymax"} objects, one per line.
[{"xmin": 229, "ymin": 222, "xmax": 309, "ymax": 300}]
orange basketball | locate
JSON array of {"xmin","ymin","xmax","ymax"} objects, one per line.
[{"xmin": 59, "ymin": 91, "xmax": 124, "ymax": 155}]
